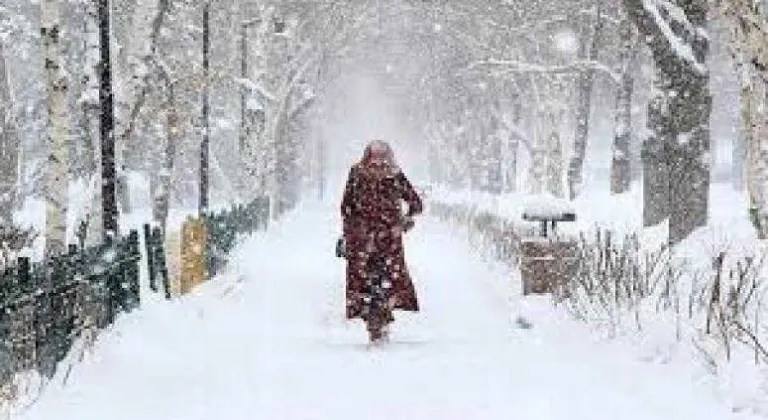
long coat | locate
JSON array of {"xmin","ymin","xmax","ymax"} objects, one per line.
[{"xmin": 341, "ymin": 163, "xmax": 423, "ymax": 320}]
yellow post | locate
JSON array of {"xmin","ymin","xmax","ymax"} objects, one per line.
[
  {"xmin": 180, "ymin": 217, "xmax": 208, "ymax": 294},
  {"xmin": 164, "ymin": 229, "xmax": 182, "ymax": 297}
]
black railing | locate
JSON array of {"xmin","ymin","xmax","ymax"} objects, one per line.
[
  {"xmin": 0, "ymin": 230, "xmax": 141, "ymax": 380},
  {"xmin": 143, "ymin": 224, "xmax": 171, "ymax": 300},
  {"xmin": 0, "ymin": 196, "xmax": 271, "ymax": 384},
  {"xmin": 202, "ymin": 197, "xmax": 269, "ymax": 277}
]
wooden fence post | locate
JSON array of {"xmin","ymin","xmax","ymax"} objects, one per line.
[{"xmin": 144, "ymin": 224, "xmax": 157, "ymax": 292}]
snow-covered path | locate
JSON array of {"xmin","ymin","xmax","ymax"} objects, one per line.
[{"xmin": 18, "ymin": 201, "xmax": 755, "ymax": 420}]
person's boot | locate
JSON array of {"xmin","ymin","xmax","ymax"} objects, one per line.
[{"xmin": 368, "ymin": 326, "xmax": 383, "ymax": 344}]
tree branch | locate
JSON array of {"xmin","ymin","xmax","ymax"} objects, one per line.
[
  {"xmin": 623, "ymin": 0, "xmax": 707, "ymax": 74},
  {"xmin": 468, "ymin": 58, "xmax": 620, "ymax": 84},
  {"xmin": 118, "ymin": 0, "xmax": 172, "ymax": 145}
]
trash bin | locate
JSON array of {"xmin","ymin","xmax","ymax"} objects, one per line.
[
  {"xmin": 520, "ymin": 238, "xmax": 578, "ymax": 296},
  {"xmin": 520, "ymin": 197, "xmax": 577, "ymax": 296}
]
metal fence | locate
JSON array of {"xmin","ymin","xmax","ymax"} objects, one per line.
[
  {"xmin": 202, "ymin": 197, "xmax": 269, "ymax": 278},
  {"xmin": 144, "ymin": 224, "xmax": 171, "ymax": 300},
  {"xmin": 0, "ymin": 196, "xmax": 271, "ymax": 385},
  {"xmin": 0, "ymin": 231, "xmax": 141, "ymax": 381}
]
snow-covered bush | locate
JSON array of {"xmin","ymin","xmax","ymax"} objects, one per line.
[{"xmin": 563, "ymin": 227, "xmax": 768, "ymax": 368}]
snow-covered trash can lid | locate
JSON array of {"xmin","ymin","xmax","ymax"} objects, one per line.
[{"xmin": 521, "ymin": 195, "xmax": 576, "ymax": 222}]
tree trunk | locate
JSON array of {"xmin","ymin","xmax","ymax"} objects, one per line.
[
  {"xmin": 85, "ymin": 146, "xmax": 103, "ymax": 246},
  {"xmin": 528, "ymin": 136, "xmax": 545, "ymax": 195},
  {"xmin": 567, "ymin": 0, "xmax": 604, "ymax": 200},
  {"xmin": 115, "ymin": 0, "xmax": 171, "ymax": 214},
  {"xmin": 0, "ymin": 41, "xmax": 19, "ymax": 226},
  {"xmin": 722, "ymin": 0, "xmax": 768, "ymax": 238},
  {"xmin": 625, "ymin": 0, "xmax": 711, "ymax": 245},
  {"xmin": 42, "ymin": 0, "xmax": 70, "ymax": 257},
  {"xmin": 240, "ymin": 22, "xmax": 249, "ymax": 154},
  {"xmin": 503, "ymin": 94, "xmax": 522, "ymax": 193},
  {"xmin": 199, "ymin": 2, "xmax": 210, "ymax": 215},
  {"xmin": 749, "ymin": 78, "xmax": 768, "ymax": 238},
  {"xmin": 99, "ymin": 0, "xmax": 118, "ymax": 240},
  {"xmin": 505, "ymin": 132, "xmax": 519, "ymax": 193},
  {"xmin": 611, "ymin": 13, "xmax": 635, "ymax": 195},
  {"xmin": 733, "ymin": 39, "xmax": 750, "ymax": 192},
  {"xmin": 486, "ymin": 117, "xmax": 503, "ymax": 194},
  {"xmin": 153, "ymin": 97, "xmax": 177, "ymax": 235},
  {"xmin": 641, "ymin": 85, "xmax": 670, "ymax": 227},
  {"xmin": 546, "ymin": 132, "xmax": 565, "ymax": 197},
  {"xmin": 80, "ymin": 0, "xmax": 103, "ymax": 245},
  {"xmin": 317, "ymin": 134, "xmax": 325, "ymax": 201}
]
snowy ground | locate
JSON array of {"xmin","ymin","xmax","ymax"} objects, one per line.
[{"xmin": 13, "ymin": 200, "xmax": 761, "ymax": 420}]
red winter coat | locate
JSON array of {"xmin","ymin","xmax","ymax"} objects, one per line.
[{"xmin": 340, "ymin": 163, "xmax": 423, "ymax": 320}]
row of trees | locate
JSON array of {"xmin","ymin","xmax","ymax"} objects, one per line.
[
  {"xmin": 1, "ymin": 0, "xmax": 766, "ymax": 252},
  {"xmin": 418, "ymin": 0, "xmax": 640, "ymax": 198},
  {"xmin": 0, "ymin": 0, "xmax": 381, "ymax": 255},
  {"xmin": 414, "ymin": 0, "xmax": 767, "ymax": 245}
]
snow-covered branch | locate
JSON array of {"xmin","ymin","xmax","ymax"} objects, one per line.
[
  {"xmin": 468, "ymin": 58, "xmax": 620, "ymax": 84},
  {"xmin": 287, "ymin": 93, "xmax": 315, "ymax": 122},
  {"xmin": 657, "ymin": 0, "xmax": 698, "ymax": 38},
  {"xmin": 117, "ymin": 0, "xmax": 171, "ymax": 146},
  {"xmin": 503, "ymin": 9, "xmax": 621, "ymax": 35},
  {"xmin": 233, "ymin": 77, "xmax": 277, "ymax": 104},
  {"xmin": 630, "ymin": 0, "xmax": 708, "ymax": 74}
]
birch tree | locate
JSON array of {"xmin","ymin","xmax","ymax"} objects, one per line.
[
  {"xmin": 41, "ymin": 0, "xmax": 69, "ymax": 257},
  {"xmin": 115, "ymin": 0, "xmax": 172, "ymax": 212},
  {"xmin": 720, "ymin": 0, "xmax": 768, "ymax": 238},
  {"xmin": 79, "ymin": 0, "xmax": 102, "ymax": 245},
  {"xmin": 0, "ymin": 40, "xmax": 19, "ymax": 226}
]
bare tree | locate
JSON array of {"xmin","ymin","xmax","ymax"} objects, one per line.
[
  {"xmin": 610, "ymin": 9, "xmax": 637, "ymax": 195},
  {"xmin": 79, "ymin": 0, "xmax": 102, "ymax": 245},
  {"xmin": 41, "ymin": 0, "xmax": 69, "ymax": 257},
  {"xmin": 99, "ymin": 0, "xmax": 118, "ymax": 240},
  {"xmin": 0, "ymin": 41, "xmax": 19, "ymax": 226},
  {"xmin": 624, "ymin": 0, "xmax": 712, "ymax": 245},
  {"xmin": 152, "ymin": 62, "xmax": 178, "ymax": 234},
  {"xmin": 200, "ymin": 1, "xmax": 211, "ymax": 214},
  {"xmin": 546, "ymin": 130, "xmax": 565, "ymax": 197},
  {"xmin": 567, "ymin": 0, "xmax": 605, "ymax": 200},
  {"xmin": 719, "ymin": 0, "xmax": 768, "ymax": 238}
]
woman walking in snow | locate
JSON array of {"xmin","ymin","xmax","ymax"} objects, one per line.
[{"xmin": 340, "ymin": 140, "xmax": 423, "ymax": 344}]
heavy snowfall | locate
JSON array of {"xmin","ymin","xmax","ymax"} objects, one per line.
[{"xmin": 0, "ymin": 0, "xmax": 767, "ymax": 419}]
